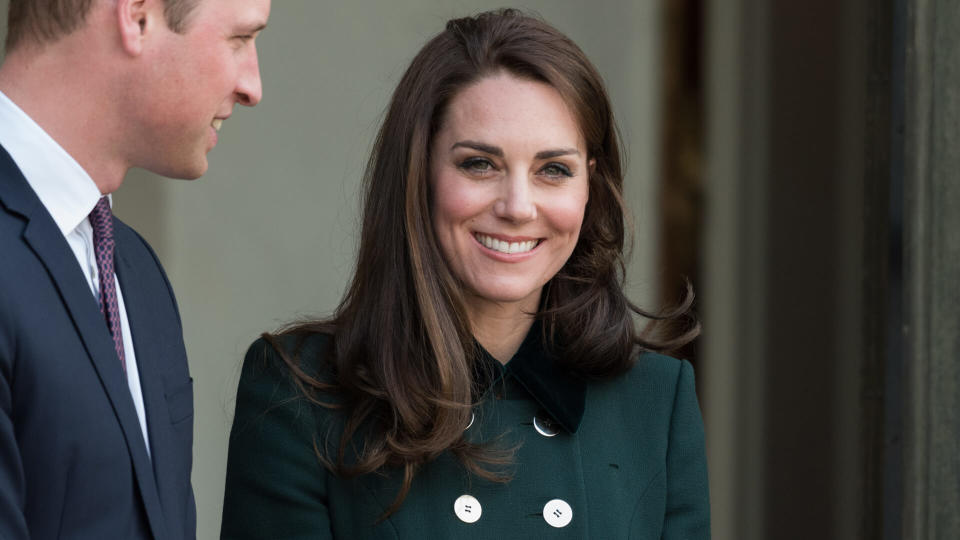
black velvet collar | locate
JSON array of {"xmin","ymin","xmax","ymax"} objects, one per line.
[{"xmin": 474, "ymin": 321, "xmax": 587, "ymax": 434}]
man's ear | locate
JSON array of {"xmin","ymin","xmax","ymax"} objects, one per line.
[{"xmin": 116, "ymin": 0, "xmax": 154, "ymax": 56}]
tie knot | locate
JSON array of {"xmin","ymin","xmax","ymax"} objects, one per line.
[{"xmin": 89, "ymin": 196, "xmax": 113, "ymax": 242}]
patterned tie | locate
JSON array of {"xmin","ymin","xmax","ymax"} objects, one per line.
[{"xmin": 89, "ymin": 197, "xmax": 126, "ymax": 371}]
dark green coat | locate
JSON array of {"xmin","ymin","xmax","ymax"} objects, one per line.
[{"xmin": 221, "ymin": 330, "xmax": 709, "ymax": 539}]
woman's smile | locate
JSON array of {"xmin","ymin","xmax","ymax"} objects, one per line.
[{"xmin": 472, "ymin": 232, "xmax": 542, "ymax": 256}]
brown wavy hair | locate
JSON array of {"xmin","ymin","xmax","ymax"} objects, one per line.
[{"xmin": 268, "ymin": 8, "xmax": 698, "ymax": 517}]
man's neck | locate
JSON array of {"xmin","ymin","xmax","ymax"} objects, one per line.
[{"xmin": 0, "ymin": 47, "xmax": 128, "ymax": 194}]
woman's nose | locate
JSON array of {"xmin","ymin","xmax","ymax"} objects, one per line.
[{"xmin": 493, "ymin": 173, "xmax": 537, "ymax": 223}]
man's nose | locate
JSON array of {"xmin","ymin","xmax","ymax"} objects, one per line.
[{"xmin": 235, "ymin": 49, "xmax": 263, "ymax": 107}]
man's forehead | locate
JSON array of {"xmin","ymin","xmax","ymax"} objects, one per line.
[{"xmin": 200, "ymin": 0, "xmax": 270, "ymax": 30}]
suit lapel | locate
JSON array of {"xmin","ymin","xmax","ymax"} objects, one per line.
[
  {"xmin": 0, "ymin": 146, "xmax": 168, "ymax": 540},
  {"xmin": 24, "ymin": 218, "xmax": 169, "ymax": 540},
  {"xmin": 115, "ymin": 242, "xmax": 177, "ymax": 538}
]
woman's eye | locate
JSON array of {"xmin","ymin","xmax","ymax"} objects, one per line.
[
  {"xmin": 460, "ymin": 158, "xmax": 495, "ymax": 174},
  {"xmin": 541, "ymin": 163, "xmax": 573, "ymax": 178}
]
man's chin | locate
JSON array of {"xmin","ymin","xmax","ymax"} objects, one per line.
[
  {"xmin": 153, "ymin": 159, "xmax": 209, "ymax": 180},
  {"xmin": 178, "ymin": 168, "xmax": 207, "ymax": 181}
]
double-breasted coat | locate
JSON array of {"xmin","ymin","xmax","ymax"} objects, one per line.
[{"xmin": 221, "ymin": 327, "xmax": 709, "ymax": 539}]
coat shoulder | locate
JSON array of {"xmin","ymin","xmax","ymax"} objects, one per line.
[
  {"xmin": 241, "ymin": 332, "xmax": 335, "ymax": 381},
  {"xmin": 234, "ymin": 332, "xmax": 342, "ymax": 437},
  {"xmin": 615, "ymin": 351, "xmax": 694, "ymax": 403},
  {"xmin": 583, "ymin": 352, "xmax": 698, "ymax": 443}
]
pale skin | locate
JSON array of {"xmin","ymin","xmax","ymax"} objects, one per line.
[
  {"xmin": 467, "ymin": 301, "xmax": 542, "ymax": 364},
  {"xmin": 0, "ymin": 0, "xmax": 269, "ymax": 194},
  {"xmin": 0, "ymin": 2, "xmax": 130, "ymax": 192},
  {"xmin": 430, "ymin": 73, "xmax": 594, "ymax": 363}
]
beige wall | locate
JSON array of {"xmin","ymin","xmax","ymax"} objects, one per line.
[{"xmin": 0, "ymin": 1, "xmax": 663, "ymax": 537}]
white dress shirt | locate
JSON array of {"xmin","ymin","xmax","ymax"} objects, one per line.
[{"xmin": 0, "ymin": 90, "xmax": 151, "ymax": 457}]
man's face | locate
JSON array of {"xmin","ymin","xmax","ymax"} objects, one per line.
[{"xmin": 131, "ymin": 0, "xmax": 270, "ymax": 179}]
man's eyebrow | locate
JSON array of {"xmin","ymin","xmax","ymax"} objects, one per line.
[
  {"xmin": 237, "ymin": 22, "xmax": 268, "ymax": 34},
  {"xmin": 535, "ymin": 148, "xmax": 580, "ymax": 159},
  {"xmin": 451, "ymin": 140, "xmax": 503, "ymax": 157}
]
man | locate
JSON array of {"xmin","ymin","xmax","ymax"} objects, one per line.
[{"xmin": 0, "ymin": 0, "xmax": 270, "ymax": 538}]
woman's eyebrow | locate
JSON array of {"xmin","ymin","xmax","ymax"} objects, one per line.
[
  {"xmin": 535, "ymin": 148, "xmax": 580, "ymax": 159},
  {"xmin": 451, "ymin": 140, "xmax": 503, "ymax": 156},
  {"xmin": 451, "ymin": 141, "xmax": 581, "ymax": 160}
]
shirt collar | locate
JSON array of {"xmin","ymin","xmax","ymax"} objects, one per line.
[
  {"xmin": 475, "ymin": 321, "xmax": 587, "ymax": 434},
  {"xmin": 0, "ymin": 90, "xmax": 103, "ymax": 236}
]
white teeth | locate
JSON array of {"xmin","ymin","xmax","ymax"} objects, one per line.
[
  {"xmin": 475, "ymin": 233, "xmax": 539, "ymax": 254},
  {"xmin": 211, "ymin": 118, "xmax": 223, "ymax": 131}
]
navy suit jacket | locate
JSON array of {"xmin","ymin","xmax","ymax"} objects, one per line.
[{"xmin": 0, "ymin": 143, "xmax": 196, "ymax": 539}]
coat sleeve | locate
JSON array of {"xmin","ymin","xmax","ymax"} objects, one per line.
[
  {"xmin": 0, "ymin": 284, "xmax": 28, "ymax": 540},
  {"xmin": 662, "ymin": 359, "xmax": 711, "ymax": 539},
  {"xmin": 0, "ymin": 367, "xmax": 29, "ymax": 540},
  {"xmin": 221, "ymin": 338, "xmax": 333, "ymax": 540}
]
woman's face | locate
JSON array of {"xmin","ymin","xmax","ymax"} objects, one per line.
[{"xmin": 430, "ymin": 72, "xmax": 590, "ymax": 317}]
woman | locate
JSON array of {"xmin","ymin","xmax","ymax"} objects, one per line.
[{"xmin": 221, "ymin": 9, "xmax": 708, "ymax": 539}]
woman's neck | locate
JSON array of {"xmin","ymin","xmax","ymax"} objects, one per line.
[{"xmin": 466, "ymin": 295, "xmax": 538, "ymax": 364}]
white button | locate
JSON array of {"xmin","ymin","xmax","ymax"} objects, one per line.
[
  {"xmin": 465, "ymin": 412, "xmax": 475, "ymax": 431},
  {"xmin": 454, "ymin": 494, "xmax": 482, "ymax": 523},
  {"xmin": 542, "ymin": 498, "xmax": 573, "ymax": 528},
  {"xmin": 533, "ymin": 413, "xmax": 560, "ymax": 437}
]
